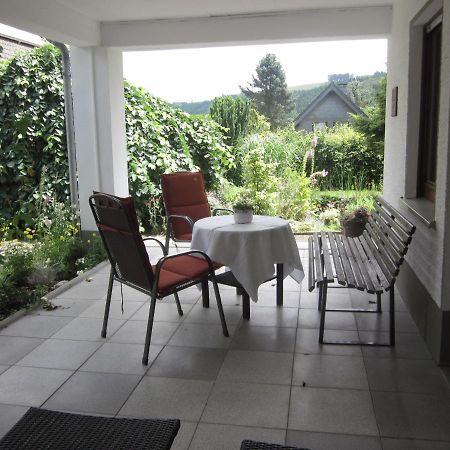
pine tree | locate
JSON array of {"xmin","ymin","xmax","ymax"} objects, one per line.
[{"xmin": 240, "ymin": 54, "xmax": 295, "ymax": 129}]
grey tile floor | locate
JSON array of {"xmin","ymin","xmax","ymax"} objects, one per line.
[{"xmin": 0, "ymin": 242, "xmax": 450, "ymax": 450}]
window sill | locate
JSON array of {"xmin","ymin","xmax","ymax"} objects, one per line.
[{"xmin": 400, "ymin": 197, "xmax": 436, "ymax": 229}]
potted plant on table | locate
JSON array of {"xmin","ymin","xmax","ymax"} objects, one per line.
[
  {"xmin": 233, "ymin": 200, "xmax": 254, "ymax": 224},
  {"xmin": 341, "ymin": 207, "xmax": 370, "ymax": 237}
]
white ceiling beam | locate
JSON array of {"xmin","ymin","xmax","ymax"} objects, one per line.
[
  {"xmin": 0, "ymin": 0, "xmax": 99, "ymax": 46},
  {"xmin": 101, "ymin": 6, "xmax": 392, "ymax": 50}
]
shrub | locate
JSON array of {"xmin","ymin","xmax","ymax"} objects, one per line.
[
  {"xmin": 276, "ymin": 168, "xmax": 312, "ymax": 221},
  {"xmin": 0, "ymin": 205, "xmax": 106, "ymax": 320},
  {"xmin": 209, "ymin": 96, "xmax": 254, "ymax": 146},
  {"xmin": 240, "ymin": 143, "xmax": 278, "ymax": 215},
  {"xmin": 351, "ymin": 76, "xmax": 386, "ymax": 156},
  {"xmin": 312, "ymin": 124, "xmax": 383, "ymax": 190},
  {"xmin": 233, "ymin": 128, "xmax": 310, "ymax": 183},
  {"xmin": 312, "ymin": 189, "xmax": 378, "ymax": 216}
]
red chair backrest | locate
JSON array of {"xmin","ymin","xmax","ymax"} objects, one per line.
[
  {"xmin": 161, "ymin": 172, "xmax": 211, "ymax": 238},
  {"xmin": 89, "ymin": 193, "xmax": 154, "ymax": 290}
]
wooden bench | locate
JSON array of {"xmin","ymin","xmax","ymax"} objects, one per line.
[{"xmin": 308, "ymin": 196, "xmax": 416, "ymax": 346}]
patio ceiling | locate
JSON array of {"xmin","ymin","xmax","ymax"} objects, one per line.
[
  {"xmin": 1, "ymin": 0, "xmax": 392, "ymax": 48},
  {"xmin": 57, "ymin": 0, "xmax": 393, "ymax": 22}
]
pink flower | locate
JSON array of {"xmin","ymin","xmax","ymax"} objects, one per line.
[{"xmin": 321, "ymin": 170, "xmax": 328, "ymax": 177}]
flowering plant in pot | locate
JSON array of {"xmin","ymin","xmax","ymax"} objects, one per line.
[
  {"xmin": 233, "ymin": 200, "xmax": 254, "ymax": 224},
  {"xmin": 341, "ymin": 207, "xmax": 370, "ymax": 237}
]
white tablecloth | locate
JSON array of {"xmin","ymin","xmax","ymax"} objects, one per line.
[{"xmin": 191, "ymin": 215, "xmax": 304, "ymax": 301}]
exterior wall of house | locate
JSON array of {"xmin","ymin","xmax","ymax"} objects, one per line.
[
  {"xmin": 384, "ymin": 0, "xmax": 450, "ymax": 363},
  {"xmin": 295, "ymin": 92, "xmax": 356, "ymax": 131},
  {"xmin": 0, "ymin": 36, "xmax": 35, "ymax": 60}
]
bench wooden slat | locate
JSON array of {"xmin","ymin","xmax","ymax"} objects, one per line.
[
  {"xmin": 334, "ymin": 234, "xmax": 356, "ymax": 288},
  {"xmin": 312, "ymin": 233, "xmax": 324, "ymax": 285},
  {"xmin": 359, "ymin": 233, "xmax": 392, "ymax": 290},
  {"xmin": 308, "ymin": 236, "xmax": 315, "ymax": 292},
  {"xmin": 367, "ymin": 216, "xmax": 404, "ymax": 268},
  {"xmin": 327, "ymin": 232, "xmax": 346, "ymax": 285},
  {"xmin": 370, "ymin": 211, "xmax": 406, "ymax": 256},
  {"xmin": 354, "ymin": 237, "xmax": 384, "ymax": 293},
  {"xmin": 373, "ymin": 205, "xmax": 411, "ymax": 245},
  {"xmin": 361, "ymin": 230, "xmax": 396, "ymax": 285},
  {"xmin": 342, "ymin": 235, "xmax": 366, "ymax": 290},
  {"xmin": 375, "ymin": 196, "xmax": 416, "ymax": 235},
  {"xmin": 348, "ymin": 236, "xmax": 376, "ymax": 293},
  {"xmin": 365, "ymin": 223, "xmax": 399, "ymax": 276},
  {"xmin": 320, "ymin": 232, "xmax": 335, "ymax": 282}
]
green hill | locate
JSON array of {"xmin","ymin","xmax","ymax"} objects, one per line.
[{"xmin": 172, "ymin": 73, "xmax": 386, "ymax": 117}]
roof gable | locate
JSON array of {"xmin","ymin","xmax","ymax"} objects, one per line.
[{"xmin": 294, "ymin": 82, "xmax": 363, "ymax": 126}]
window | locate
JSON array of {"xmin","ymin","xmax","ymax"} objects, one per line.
[{"xmin": 417, "ymin": 14, "xmax": 442, "ymax": 202}]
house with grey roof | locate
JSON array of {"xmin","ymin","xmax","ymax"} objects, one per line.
[{"xmin": 294, "ymin": 82, "xmax": 363, "ymax": 131}]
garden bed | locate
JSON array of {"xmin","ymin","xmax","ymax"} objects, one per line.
[{"xmin": 0, "ymin": 260, "xmax": 108, "ymax": 329}]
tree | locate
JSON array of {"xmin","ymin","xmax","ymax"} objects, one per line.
[
  {"xmin": 240, "ymin": 54, "xmax": 295, "ymax": 129},
  {"xmin": 351, "ymin": 76, "xmax": 387, "ymax": 156},
  {"xmin": 209, "ymin": 96, "xmax": 254, "ymax": 146}
]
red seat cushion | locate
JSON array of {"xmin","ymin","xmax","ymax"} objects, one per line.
[
  {"xmin": 161, "ymin": 172, "xmax": 211, "ymax": 239},
  {"xmin": 174, "ymin": 233, "xmax": 192, "ymax": 242},
  {"xmin": 162, "ymin": 255, "xmax": 211, "ymax": 279},
  {"xmin": 155, "ymin": 267, "xmax": 192, "ymax": 295},
  {"xmin": 154, "ymin": 255, "xmax": 222, "ymax": 295}
]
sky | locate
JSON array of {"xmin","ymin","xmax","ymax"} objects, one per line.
[{"xmin": 123, "ymin": 39, "xmax": 387, "ymax": 103}]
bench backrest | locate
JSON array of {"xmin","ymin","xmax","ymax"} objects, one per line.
[{"xmin": 362, "ymin": 196, "xmax": 416, "ymax": 286}]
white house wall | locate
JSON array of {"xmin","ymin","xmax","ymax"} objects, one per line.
[
  {"xmin": 439, "ymin": 3, "xmax": 450, "ymax": 311},
  {"xmin": 385, "ymin": 0, "xmax": 450, "ymax": 310},
  {"xmin": 384, "ymin": 0, "xmax": 450, "ymax": 361}
]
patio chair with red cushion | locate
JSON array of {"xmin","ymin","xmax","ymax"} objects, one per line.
[
  {"xmin": 89, "ymin": 192, "xmax": 229, "ymax": 365},
  {"xmin": 161, "ymin": 171, "xmax": 232, "ymax": 252}
]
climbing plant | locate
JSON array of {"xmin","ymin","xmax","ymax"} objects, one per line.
[
  {"xmin": 124, "ymin": 82, "xmax": 233, "ymax": 231},
  {"xmin": 0, "ymin": 44, "xmax": 68, "ymax": 230},
  {"xmin": 0, "ymin": 43, "xmax": 233, "ymax": 235}
]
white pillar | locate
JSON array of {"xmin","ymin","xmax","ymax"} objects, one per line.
[{"xmin": 70, "ymin": 46, "xmax": 129, "ymax": 231}]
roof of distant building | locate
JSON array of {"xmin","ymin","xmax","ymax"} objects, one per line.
[{"xmin": 294, "ymin": 82, "xmax": 363, "ymax": 127}]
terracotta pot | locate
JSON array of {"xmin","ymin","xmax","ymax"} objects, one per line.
[{"xmin": 342, "ymin": 219, "xmax": 366, "ymax": 237}]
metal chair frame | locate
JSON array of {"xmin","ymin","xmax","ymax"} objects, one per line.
[{"xmin": 89, "ymin": 193, "xmax": 229, "ymax": 365}]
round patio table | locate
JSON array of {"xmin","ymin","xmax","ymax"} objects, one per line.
[{"xmin": 191, "ymin": 215, "xmax": 304, "ymax": 306}]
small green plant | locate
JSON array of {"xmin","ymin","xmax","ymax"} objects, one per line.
[{"xmin": 233, "ymin": 201, "xmax": 254, "ymax": 212}]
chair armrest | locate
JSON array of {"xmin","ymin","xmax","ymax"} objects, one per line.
[
  {"xmin": 155, "ymin": 250, "xmax": 216, "ymax": 274},
  {"xmin": 167, "ymin": 214, "xmax": 195, "ymax": 230},
  {"xmin": 143, "ymin": 237, "xmax": 167, "ymax": 256},
  {"xmin": 212, "ymin": 208, "xmax": 233, "ymax": 216}
]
